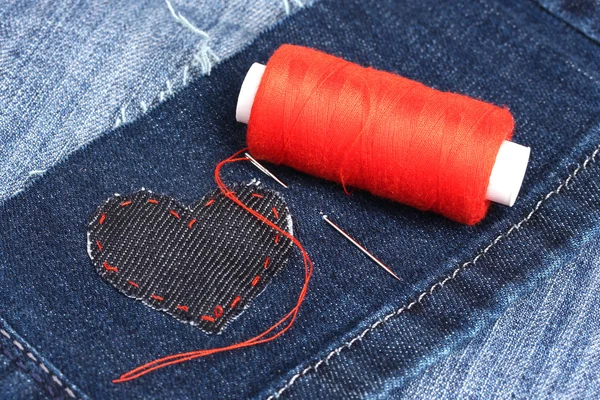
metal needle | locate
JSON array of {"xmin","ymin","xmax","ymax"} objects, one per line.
[
  {"xmin": 322, "ymin": 215, "xmax": 401, "ymax": 281},
  {"xmin": 245, "ymin": 152, "xmax": 288, "ymax": 189}
]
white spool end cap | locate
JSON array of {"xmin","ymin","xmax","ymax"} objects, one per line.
[
  {"xmin": 236, "ymin": 63, "xmax": 266, "ymax": 124},
  {"xmin": 486, "ymin": 140, "xmax": 531, "ymax": 207}
]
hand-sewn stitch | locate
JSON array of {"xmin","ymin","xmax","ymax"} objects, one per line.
[{"xmin": 87, "ymin": 184, "xmax": 293, "ymax": 334}]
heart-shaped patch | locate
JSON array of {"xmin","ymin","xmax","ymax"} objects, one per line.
[{"xmin": 87, "ymin": 183, "xmax": 293, "ymax": 334}]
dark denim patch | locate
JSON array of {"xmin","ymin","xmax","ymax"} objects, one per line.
[{"xmin": 88, "ymin": 184, "xmax": 293, "ymax": 334}]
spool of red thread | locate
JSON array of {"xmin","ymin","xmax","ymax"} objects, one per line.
[{"xmin": 236, "ymin": 44, "xmax": 530, "ymax": 225}]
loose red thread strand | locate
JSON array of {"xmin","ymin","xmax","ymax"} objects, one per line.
[
  {"xmin": 177, "ymin": 305, "xmax": 189, "ymax": 312},
  {"xmin": 112, "ymin": 149, "xmax": 313, "ymax": 383},
  {"xmin": 246, "ymin": 44, "xmax": 514, "ymax": 225},
  {"xmin": 128, "ymin": 280, "xmax": 139, "ymax": 289},
  {"xmin": 252, "ymin": 193, "xmax": 264, "ymax": 199},
  {"xmin": 272, "ymin": 207, "xmax": 279, "ymax": 219},
  {"xmin": 151, "ymin": 294, "xmax": 164, "ymax": 301},
  {"xmin": 263, "ymin": 257, "xmax": 270, "ymax": 269},
  {"xmin": 169, "ymin": 210, "xmax": 180, "ymax": 219},
  {"xmin": 96, "ymin": 240, "xmax": 103, "ymax": 251},
  {"xmin": 120, "ymin": 200, "xmax": 132, "ymax": 207},
  {"xmin": 188, "ymin": 218, "xmax": 197, "ymax": 229},
  {"xmin": 201, "ymin": 315, "xmax": 215, "ymax": 323},
  {"xmin": 148, "ymin": 199, "xmax": 159, "ymax": 204},
  {"xmin": 274, "ymin": 234, "xmax": 280, "ymax": 244},
  {"xmin": 251, "ymin": 276, "xmax": 261, "ymax": 286},
  {"xmin": 206, "ymin": 199, "xmax": 215, "ymax": 207},
  {"xmin": 99, "ymin": 214, "xmax": 106, "ymax": 225}
]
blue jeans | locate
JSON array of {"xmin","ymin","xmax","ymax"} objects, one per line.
[{"xmin": 1, "ymin": 0, "xmax": 599, "ymax": 398}]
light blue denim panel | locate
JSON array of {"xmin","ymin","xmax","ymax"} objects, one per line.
[
  {"xmin": 0, "ymin": 0, "xmax": 315, "ymax": 203},
  {"xmin": 402, "ymin": 232, "xmax": 600, "ymax": 399},
  {"xmin": 533, "ymin": 0, "xmax": 600, "ymax": 44}
]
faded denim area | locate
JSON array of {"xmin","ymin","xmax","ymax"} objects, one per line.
[
  {"xmin": 0, "ymin": 0, "xmax": 599, "ymax": 399},
  {"xmin": 0, "ymin": 0, "xmax": 313, "ymax": 203},
  {"xmin": 534, "ymin": 0, "xmax": 600, "ymax": 43},
  {"xmin": 403, "ymin": 237, "xmax": 600, "ymax": 399}
]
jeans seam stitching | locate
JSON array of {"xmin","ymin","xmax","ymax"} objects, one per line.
[
  {"xmin": 0, "ymin": 327, "xmax": 81, "ymax": 399},
  {"xmin": 266, "ymin": 142, "xmax": 600, "ymax": 399}
]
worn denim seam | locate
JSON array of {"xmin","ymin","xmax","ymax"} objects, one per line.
[
  {"xmin": 0, "ymin": 325, "xmax": 82, "ymax": 399},
  {"xmin": 267, "ymin": 142, "xmax": 600, "ymax": 399},
  {"xmin": 112, "ymin": 0, "xmax": 308, "ymax": 130},
  {"xmin": 527, "ymin": 0, "xmax": 600, "ymax": 48}
]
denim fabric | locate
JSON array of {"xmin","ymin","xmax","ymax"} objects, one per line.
[
  {"xmin": 0, "ymin": 0, "xmax": 313, "ymax": 203},
  {"xmin": 534, "ymin": 0, "xmax": 600, "ymax": 43},
  {"xmin": 403, "ymin": 238, "xmax": 600, "ymax": 399},
  {"xmin": 0, "ymin": 0, "xmax": 599, "ymax": 398}
]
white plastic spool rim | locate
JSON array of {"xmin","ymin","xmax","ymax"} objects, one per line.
[{"xmin": 236, "ymin": 63, "xmax": 531, "ymax": 207}]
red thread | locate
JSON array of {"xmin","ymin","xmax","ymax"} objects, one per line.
[
  {"xmin": 128, "ymin": 280, "xmax": 139, "ymax": 288},
  {"xmin": 120, "ymin": 200, "xmax": 132, "ymax": 207},
  {"xmin": 271, "ymin": 207, "xmax": 279, "ymax": 219},
  {"xmin": 99, "ymin": 213, "xmax": 106, "ymax": 225},
  {"xmin": 112, "ymin": 149, "xmax": 313, "ymax": 383},
  {"xmin": 263, "ymin": 257, "xmax": 270, "ymax": 269},
  {"xmin": 96, "ymin": 240, "xmax": 103, "ymax": 251},
  {"xmin": 103, "ymin": 262, "xmax": 118, "ymax": 273},
  {"xmin": 151, "ymin": 294, "xmax": 164, "ymax": 301},
  {"xmin": 252, "ymin": 193, "xmax": 264, "ymax": 199},
  {"xmin": 251, "ymin": 276, "xmax": 260, "ymax": 287},
  {"xmin": 230, "ymin": 296, "xmax": 241, "ymax": 309},
  {"xmin": 214, "ymin": 305, "xmax": 224, "ymax": 318},
  {"xmin": 201, "ymin": 315, "xmax": 215, "ymax": 323},
  {"xmin": 206, "ymin": 199, "xmax": 215, "ymax": 207},
  {"xmin": 247, "ymin": 45, "xmax": 514, "ymax": 225},
  {"xmin": 177, "ymin": 305, "xmax": 189, "ymax": 312},
  {"xmin": 147, "ymin": 199, "xmax": 159, "ymax": 204},
  {"xmin": 188, "ymin": 218, "xmax": 197, "ymax": 229},
  {"xmin": 169, "ymin": 210, "xmax": 180, "ymax": 219},
  {"xmin": 274, "ymin": 234, "xmax": 280, "ymax": 244}
]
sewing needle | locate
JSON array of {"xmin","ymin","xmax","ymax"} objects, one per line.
[
  {"xmin": 322, "ymin": 215, "xmax": 401, "ymax": 281},
  {"xmin": 245, "ymin": 152, "xmax": 288, "ymax": 189}
]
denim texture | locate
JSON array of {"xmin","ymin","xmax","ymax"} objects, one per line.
[
  {"xmin": 403, "ymin": 238, "xmax": 600, "ymax": 399},
  {"xmin": 0, "ymin": 0, "xmax": 313, "ymax": 203},
  {"xmin": 0, "ymin": 0, "xmax": 599, "ymax": 398},
  {"xmin": 88, "ymin": 186, "xmax": 293, "ymax": 334},
  {"xmin": 534, "ymin": 0, "xmax": 600, "ymax": 43}
]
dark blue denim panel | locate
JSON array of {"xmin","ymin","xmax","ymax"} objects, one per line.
[{"xmin": 0, "ymin": 0, "xmax": 599, "ymax": 399}]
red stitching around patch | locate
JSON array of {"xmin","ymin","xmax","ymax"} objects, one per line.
[
  {"xmin": 103, "ymin": 261, "xmax": 118, "ymax": 272},
  {"xmin": 214, "ymin": 305, "xmax": 224, "ymax": 318},
  {"xmin": 230, "ymin": 296, "xmax": 241, "ymax": 309},
  {"xmin": 93, "ymin": 190, "xmax": 282, "ymax": 338}
]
